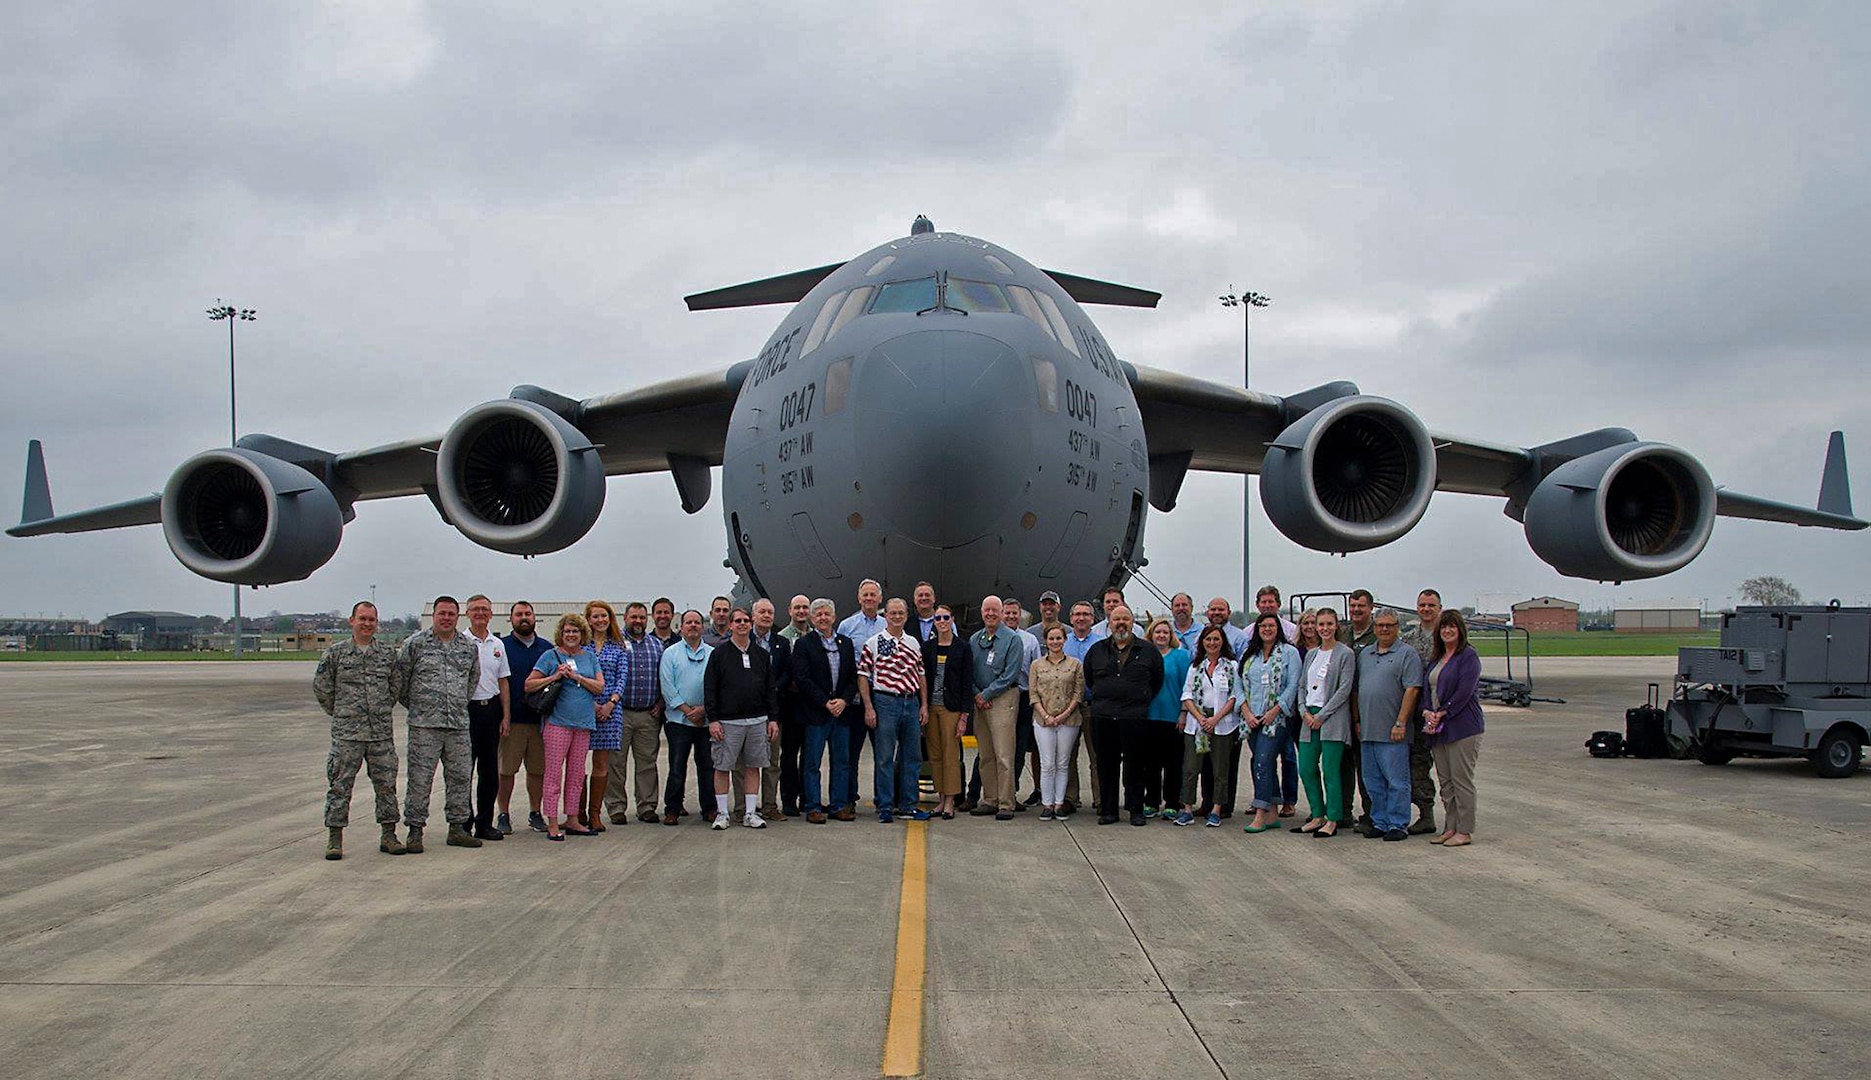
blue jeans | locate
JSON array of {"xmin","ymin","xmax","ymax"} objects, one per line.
[
  {"xmin": 871, "ymin": 692, "xmax": 924, "ymax": 812},
  {"xmin": 843, "ymin": 722, "xmax": 872, "ymax": 808},
  {"xmin": 1361, "ymin": 740, "xmax": 1412, "ymax": 832},
  {"xmin": 1277, "ymin": 725, "xmax": 1299, "ymax": 805},
  {"xmin": 801, "ymin": 722, "xmax": 855, "ymax": 814},
  {"xmin": 1248, "ymin": 724, "xmax": 1285, "ymax": 810},
  {"xmin": 662, "ymin": 722, "xmax": 714, "ymax": 816}
]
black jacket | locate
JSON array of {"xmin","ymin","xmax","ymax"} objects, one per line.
[
  {"xmin": 703, "ymin": 638, "xmax": 778, "ymax": 723},
  {"xmin": 923, "ymin": 635, "xmax": 975, "ymax": 713},
  {"xmin": 1082, "ymin": 636, "xmax": 1165, "ymax": 720},
  {"xmin": 754, "ymin": 631, "xmax": 794, "ymax": 723},
  {"xmin": 790, "ymin": 631, "xmax": 861, "ymax": 725}
]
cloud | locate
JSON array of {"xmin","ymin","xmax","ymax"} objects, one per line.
[{"xmin": 3, "ymin": 1, "xmax": 1868, "ymax": 620}]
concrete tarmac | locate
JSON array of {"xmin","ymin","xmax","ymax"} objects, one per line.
[{"xmin": 0, "ymin": 659, "xmax": 1866, "ymax": 1078}]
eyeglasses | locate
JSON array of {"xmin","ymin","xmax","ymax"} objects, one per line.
[{"xmin": 933, "ymin": 614, "xmax": 952, "ymax": 622}]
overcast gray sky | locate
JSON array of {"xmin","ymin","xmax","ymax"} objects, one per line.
[{"xmin": 3, "ymin": 1, "xmax": 1867, "ymax": 621}]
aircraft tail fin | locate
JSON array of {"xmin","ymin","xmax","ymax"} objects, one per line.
[
  {"xmin": 1819, "ymin": 430, "xmax": 1853, "ymax": 517},
  {"xmin": 19, "ymin": 440, "xmax": 52, "ymax": 525},
  {"xmin": 684, "ymin": 263, "xmax": 846, "ymax": 311}
]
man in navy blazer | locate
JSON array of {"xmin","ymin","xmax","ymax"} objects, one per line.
[{"xmin": 791, "ymin": 598, "xmax": 862, "ymax": 823}]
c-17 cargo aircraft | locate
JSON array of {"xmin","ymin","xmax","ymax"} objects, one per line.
[{"xmin": 9, "ymin": 216, "xmax": 1864, "ymax": 610}]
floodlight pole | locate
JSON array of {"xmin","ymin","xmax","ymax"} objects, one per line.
[
  {"xmin": 207, "ymin": 301, "xmax": 256, "ymax": 657},
  {"xmin": 1220, "ymin": 288, "xmax": 1271, "ymax": 612}
]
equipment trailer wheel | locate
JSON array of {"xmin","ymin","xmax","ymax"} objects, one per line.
[
  {"xmin": 1811, "ymin": 728, "xmax": 1863, "ymax": 779},
  {"xmin": 1694, "ymin": 739, "xmax": 1734, "ymax": 766}
]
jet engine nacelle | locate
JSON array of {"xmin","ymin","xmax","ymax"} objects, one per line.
[
  {"xmin": 161, "ymin": 448, "xmax": 344, "ymax": 584},
  {"xmin": 436, "ymin": 399, "xmax": 605, "ymax": 555},
  {"xmin": 1522, "ymin": 442, "xmax": 1715, "ymax": 581},
  {"xmin": 1260, "ymin": 396, "xmax": 1437, "ymax": 552}
]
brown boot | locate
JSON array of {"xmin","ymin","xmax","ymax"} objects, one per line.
[
  {"xmin": 404, "ymin": 825, "xmax": 424, "ymax": 854},
  {"xmin": 324, "ymin": 827, "xmax": 343, "ymax": 861},
  {"xmin": 588, "ymin": 786, "xmax": 608, "ymax": 831},
  {"xmin": 446, "ymin": 822, "xmax": 483, "ymax": 848},
  {"xmin": 379, "ymin": 824, "xmax": 406, "ymax": 855}
]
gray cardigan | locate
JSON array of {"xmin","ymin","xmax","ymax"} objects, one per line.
[{"xmin": 1300, "ymin": 645, "xmax": 1357, "ymax": 743}]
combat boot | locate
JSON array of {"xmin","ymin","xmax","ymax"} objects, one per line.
[
  {"xmin": 324, "ymin": 827, "xmax": 343, "ymax": 861},
  {"xmin": 446, "ymin": 822, "xmax": 483, "ymax": 848},
  {"xmin": 379, "ymin": 824, "xmax": 406, "ymax": 855},
  {"xmin": 405, "ymin": 825, "xmax": 425, "ymax": 854}
]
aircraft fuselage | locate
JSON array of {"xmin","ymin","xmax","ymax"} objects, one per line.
[{"xmin": 720, "ymin": 232, "xmax": 1149, "ymax": 614}]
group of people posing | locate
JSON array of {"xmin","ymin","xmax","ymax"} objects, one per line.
[{"xmin": 312, "ymin": 581, "xmax": 1485, "ymax": 859}]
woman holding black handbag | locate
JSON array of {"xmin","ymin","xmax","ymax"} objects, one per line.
[{"xmin": 524, "ymin": 613, "xmax": 604, "ymax": 841}]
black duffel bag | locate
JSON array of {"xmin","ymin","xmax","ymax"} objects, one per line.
[{"xmin": 1586, "ymin": 730, "xmax": 1625, "ymax": 758}]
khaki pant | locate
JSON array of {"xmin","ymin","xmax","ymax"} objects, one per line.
[
  {"xmin": 976, "ymin": 694, "xmax": 1019, "ymax": 811},
  {"xmin": 605, "ymin": 707, "xmax": 662, "ymax": 819},
  {"xmin": 927, "ymin": 704, "xmax": 964, "ymax": 794},
  {"xmin": 1431, "ymin": 733, "xmax": 1481, "ymax": 834}
]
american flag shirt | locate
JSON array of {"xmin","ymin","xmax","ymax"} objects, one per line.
[{"xmin": 860, "ymin": 630, "xmax": 924, "ymax": 698}]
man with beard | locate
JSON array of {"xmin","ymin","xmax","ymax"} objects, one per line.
[
  {"xmin": 498, "ymin": 601, "xmax": 552, "ymax": 833},
  {"xmin": 1082, "ymin": 605, "xmax": 1165, "ymax": 826}
]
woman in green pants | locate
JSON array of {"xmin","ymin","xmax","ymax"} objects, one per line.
[{"xmin": 1292, "ymin": 608, "xmax": 1356, "ymax": 838}]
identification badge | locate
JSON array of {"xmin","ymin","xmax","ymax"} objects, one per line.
[{"xmin": 742, "ymin": 651, "xmax": 751, "ymax": 669}]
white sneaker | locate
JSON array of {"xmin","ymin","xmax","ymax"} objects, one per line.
[
  {"xmin": 743, "ymin": 814, "xmax": 766, "ymax": 829},
  {"xmin": 710, "ymin": 816, "xmax": 728, "ymax": 831}
]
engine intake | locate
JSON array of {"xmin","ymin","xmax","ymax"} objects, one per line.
[
  {"xmin": 1259, "ymin": 396, "xmax": 1437, "ymax": 552},
  {"xmin": 1523, "ymin": 442, "xmax": 1715, "ymax": 580},
  {"xmin": 161, "ymin": 449, "xmax": 344, "ymax": 584},
  {"xmin": 436, "ymin": 399, "xmax": 605, "ymax": 555}
]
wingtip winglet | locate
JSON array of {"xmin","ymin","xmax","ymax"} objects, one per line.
[
  {"xmin": 1819, "ymin": 430, "xmax": 1853, "ymax": 518},
  {"xmin": 19, "ymin": 439, "xmax": 52, "ymax": 527}
]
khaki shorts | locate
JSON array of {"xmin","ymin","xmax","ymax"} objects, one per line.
[
  {"xmin": 710, "ymin": 721, "xmax": 770, "ymax": 772},
  {"xmin": 500, "ymin": 722, "xmax": 545, "ymax": 776}
]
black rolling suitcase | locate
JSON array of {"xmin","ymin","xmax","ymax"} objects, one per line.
[{"xmin": 1625, "ymin": 683, "xmax": 1668, "ymax": 759}]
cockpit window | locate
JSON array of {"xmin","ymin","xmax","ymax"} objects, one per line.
[
  {"xmin": 983, "ymin": 254, "xmax": 1014, "ymax": 276},
  {"xmin": 865, "ymin": 255, "xmax": 896, "ymax": 277},
  {"xmin": 801, "ymin": 289, "xmax": 846, "ymax": 354},
  {"xmin": 946, "ymin": 278, "xmax": 1011, "ymax": 313},
  {"xmin": 872, "ymin": 276, "xmax": 938, "ymax": 314},
  {"xmin": 1005, "ymin": 284, "xmax": 1057, "ymax": 341},
  {"xmin": 1035, "ymin": 291, "xmax": 1081, "ymax": 356},
  {"xmin": 826, "ymin": 286, "xmax": 874, "ymax": 341}
]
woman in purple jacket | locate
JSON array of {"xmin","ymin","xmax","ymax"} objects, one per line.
[{"xmin": 1420, "ymin": 610, "xmax": 1483, "ymax": 847}]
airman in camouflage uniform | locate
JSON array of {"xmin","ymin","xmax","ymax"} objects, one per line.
[
  {"xmin": 1402, "ymin": 589, "xmax": 1443, "ymax": 833},
  {"xmin": 400, "ymin": 596, "xmax": 483, "ymax": 852},
  {"xmin": 313, "ymin": 601, "xmax": 406, "ymax": 859}
]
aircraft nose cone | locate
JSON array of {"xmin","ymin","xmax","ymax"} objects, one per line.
[{"xmin": 852, "ymin": 329, "xmax": 1033, "ymax": 546}]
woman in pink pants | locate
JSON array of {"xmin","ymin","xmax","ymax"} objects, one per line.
[{"xmin": 524, "ymin": 613, "xmax": 605, "ymax": 841}]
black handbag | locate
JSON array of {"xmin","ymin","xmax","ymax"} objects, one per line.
[{"xmin": 524, "ymin": 649, "xmax": 565, "ymax": 715}]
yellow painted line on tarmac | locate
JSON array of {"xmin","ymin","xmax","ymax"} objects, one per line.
[{"xmin": 882, "ymin": 817, "xmax": 929, "ymax": 1077}]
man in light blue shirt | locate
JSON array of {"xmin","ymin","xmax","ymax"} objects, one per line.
[
  {"xmin": 1062, "ymin": 600, "xmax": 1101, "ymax": 812},
  {"xmin": 1170, "ymin": 592, "xmax": 1201, "ymax": 654},
  {"xmin": 657, "ymin": 610, "xmax": 716, "ymax": 824},
  {"xmin": 1204, "ymin": 597, "xmax": 1254, "ymax": 659},
  {"xmin": 1087, "ymin": 586, "xmax": 1125, "ymax": 642},
  {"xmin": 967, "ymin": 597, "xmax": 1025, "ymax": 818},
  {"xmin": 837, "ymin": 578, "xmax": 887, "ymax": 649},
  {"xmin": 835, "ymin": 578, "xmax": 885, "ymax": 807}
]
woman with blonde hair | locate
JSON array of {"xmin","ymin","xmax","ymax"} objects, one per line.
[
  {"xmin": 523, "ymin": 612, "xmax": 605, "ymax": 841},
  {"xmin": 583, "ymin": 600, "xmax": 627, "ymax": 832}
]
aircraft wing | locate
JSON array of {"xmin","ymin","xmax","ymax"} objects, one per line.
[
  {"xmin": 1125, "ymin": 361, "xmax": 1865, "ymax": 534},
  {"xmin": 10, "ymin": 364, "xmax": 744, "ymax": 544}
]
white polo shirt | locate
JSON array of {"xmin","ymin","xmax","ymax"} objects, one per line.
[{"xmin": 468, "ymin": 627, "xmax": 512, "ymax": 702}]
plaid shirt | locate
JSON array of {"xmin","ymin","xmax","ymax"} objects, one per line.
[{"xmin": 619, "ymin": 632, "xmax": 665, "ymax": 710}]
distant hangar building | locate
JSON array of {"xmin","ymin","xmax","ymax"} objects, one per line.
[
  {"xmin": 102, "ymin": 611, "xmax": 199, "ymax": 651},
  {"xmin": 1512, "ymin": 596, "xmax": 1579, "ymax": 633}
]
